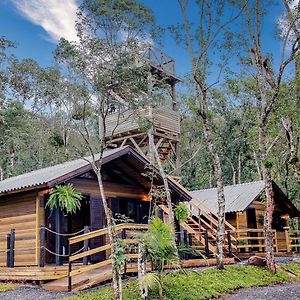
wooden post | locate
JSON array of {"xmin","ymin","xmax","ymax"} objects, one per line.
[
  {"xmin": 198, "ymin": 208, "xmax": 201, "ymax": 232},
  {"xmin": 285, "ymin": 229, "xmax": 290, "ymax": 253},
  {"xmin": 236, "ymin": 212, "xmax": 240, "ymax": 239},
  {"xmin": 55, "ymin": 207, "xmax": 62, "ymax": 266},
  {"xmin": 68, "ymin": 243, "xmax": 72, "ymax": 292},
  {"xmin": 183, "ymin": 230, "xmax": 188, "ymax": 260},
  {"xmin": 204, "ymin": 230, "xmax": 210, "ymax": 258},
  {"xmin": 83, "ymin": 226, "xmax": 90, "ymax": 266},
  {"xmin": 6, "ymin": 233, "xmax": 11, "ymax": 267},
  {"xmin": 121, "ymin": 228, "xmax": 126, "ymax": 240},
  {"xmin": 40, "ymin": 225, "xmax": 45, "ymax": 267},
  {"xmin": 274, "ymin": 230, "xmax": 278, "ymax": 253},
  {"xmin": 188, "ymin": 233, "xmax": 193, "ymax": 259},
  {"xmin": 227, "ymin": 231, "xmax": 232, "ymax": 258},
  {"xmin": 9, "ymin": 229, "xmax": 15, "ymax": 268}
]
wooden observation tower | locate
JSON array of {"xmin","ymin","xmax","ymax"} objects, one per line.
[{"xmin": 105, "ymin": 45, "xmax": 182, "ymax": 179}]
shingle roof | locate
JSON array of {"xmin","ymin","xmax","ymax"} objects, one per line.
[
  {"xmin": 191, "ymin": 181, "xmax": 265, "ymax": 213},
  {"xmin": 0, "ymin": 147, "xmax": 129, "ymax": 195}
]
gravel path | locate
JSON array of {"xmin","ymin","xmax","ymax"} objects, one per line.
[
  {"xmin": 220, "ymin": 282, "xmax": 300, "ymax": 300},
  {"xmin": 0, "ymin": 286, "xmax": 72, "ymax": 300}
]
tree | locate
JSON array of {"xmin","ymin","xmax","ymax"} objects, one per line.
[
  {"xmin": 53, "ymin": 1, "xmax": 155, "ymax": 299},
  {"xmin": 174, "ymin": 0, "xmax": 246, "ymax": 269},
  {"xmin": 243, "ymin": 0, "xmax": 299, "ymax": 272}
]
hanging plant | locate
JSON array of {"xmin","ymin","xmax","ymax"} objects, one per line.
[
  {"xmin": 174, "ymin": 203, "xmax": 189, "ymax": 223},
  {"xmin": 46, "ymin": 184, "xmax": 83, "ymax": 214}
]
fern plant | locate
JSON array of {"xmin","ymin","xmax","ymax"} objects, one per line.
[
  {"xmin": 174, "ymin": 203, "xmax": 189, "ymax": 223},
  {"xmin": 46, "ymin": 184, "xmax": 83, "ymax": 214}
]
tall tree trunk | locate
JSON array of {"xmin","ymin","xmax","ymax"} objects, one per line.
[
  {"xmin": 259, "ymin": 124, "xmax": 276, "ymax": 273},
  {"xmin": 0, "ymin": 165, "xmax": 3, "ymax": 181},
  {"xmin": 138, "ymin": 243, "xmax": 147, "ymax": 300},
  {"xmin": 238, "ymin": 152, "xmax": 242, "ymax": 184},
  {"xmin": 148, "ymin": 130, "xmax": 178, "ymax": 254},
  {"xmin": 253, "ymin": 150, "xmax": 263, "ymax": 179},
  {"xmin": 96, "ymin": 170, "xmax": 122, "ymax": 300},
  {"xmin": 202, "ymin": 117, "xmax": 226, "ymax": 269}
]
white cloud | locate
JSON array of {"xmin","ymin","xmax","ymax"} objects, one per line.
[
  {"xmin": 277, "ymin": 0, "xmax": 299, "ymax": 47},
  {"xmin": 11, "ymin": 0, "xmax": 79, "ymax": 43}
]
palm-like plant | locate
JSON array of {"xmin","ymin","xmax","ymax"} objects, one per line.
[
  {"xmin": 144, "ymin": 216, "xmax": 179, "ymax": 272},
  {"xmin": 46, "ymin": 184, "xmax": 83, "ymax": 214},
  {"xmin": 138, "ymin": 217, "xmax": 180, "ymax": 299}
]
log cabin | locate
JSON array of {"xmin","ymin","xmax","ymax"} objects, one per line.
[
  {"xmin": 0, "ymin": 146, "xmax": 191, "ymax": 268},
  {"xmin": 191, "ymin": 181, "xmax": 300, "ymax": 253},
  {"xmin": 0, "ymin": 146, "xmax": 299, "ymax": 289}
]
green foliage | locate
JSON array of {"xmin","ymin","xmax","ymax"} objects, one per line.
[
  {"xmin": 174, "ymin": 203, "xmax": 189, "ymax": 223},
  {"xmin": 263, "ymin": 160, "xmax": 273, "ymax": 169},
  {"xmin": 237, "ymin": 239, "xmax": 247, "ymax": 246},
  {"xmin": 142, "ymin": 217, "xmax": 179, "ymax": 273},
  {"xmin": 46, "ymin": 184, "xmax": 83, "ymax": 214},
  {"xmin": 111, "ymin": 239, "xmax": 129, "ymax": 270},
  {"xmin": 138, "ymin": 272, "xmax": 163, "ymax": 298},
  {"xmin": 283, "ymin": 263, "xmax": 300, "ymax": 277},
  {"xmin": 65, "ymin": 265, "xmax": 292, "ymax": 300},
  {"xmin": 0, "ymin": 284, "xmax": 18, "ymax": 292}
]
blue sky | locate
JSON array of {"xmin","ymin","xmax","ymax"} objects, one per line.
[{"xmin": 0, "ymin": 0, "xmax": 289, "ymax": 80}]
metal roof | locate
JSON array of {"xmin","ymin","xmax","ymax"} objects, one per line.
[
  {"xmin": 191, "ymin": 181, "xmax": 265, "ymax": 213},
  {"xmin": 0, "ymin": 147, "xmax": 129, "ymax": 195}
]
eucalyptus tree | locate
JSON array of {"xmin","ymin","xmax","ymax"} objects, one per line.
[
  {"xmin": 242, "ymin": 0, "xmax": 299, "ymax": 272},
  {"xmin": 174, "ymin": 0, "xmax": 246, "ymax": 269},
  {"xmin": 54, "ymin": 1, "xmax": 155, "ymax": 299}
]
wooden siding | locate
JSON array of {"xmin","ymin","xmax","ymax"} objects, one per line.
[
  {"xmin": 0, "ymin": 191, "xmax": 38, "ymax": 266},
  {"xmin": 69, "ymin": 178, "xmax": 147, "ymax": 199},
  {"xmin": 104, "ymin": 107, "xmax": 180, "ymax": 138}
]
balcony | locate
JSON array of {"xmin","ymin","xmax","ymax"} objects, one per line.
[{"xmin": 105, "ymin": 106, "xmax": 180, "ymax": 141}]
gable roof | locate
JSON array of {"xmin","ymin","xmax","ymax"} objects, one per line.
[
  {"xmin": 0, "ymin": 146, "xmax": 191, "ymax": 202},
  {"xmin": 0, "ymin": 146, "xmax": 135, "ymax": 196},
  {"xmin": 191, "ymin": 181, "xmax": 265, "ymax": 213},
  {"xmin": 190, "ymin": 180, "xmax": 300, "ymax": 217}
]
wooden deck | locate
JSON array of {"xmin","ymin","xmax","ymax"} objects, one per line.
[
  {"xmin": 42, "ymin": 258, "xmax": 235, "ymax": 292},
  {"xmin": 105, "ymin": 106, "xmax": 180, "ymax": 141},
  {"xmin": 0, "ymin": 265, "xmax": 69, "ymax": 281}
]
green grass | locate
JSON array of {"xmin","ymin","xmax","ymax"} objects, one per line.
[
  {"xmin": 0, "ymin": 283, "xmax": 19, "ymax": 292},
  {"xmin": 63, "ymin": 265, "xmax": 292, "ymax": 300},
  {"xmin": 283, "ymin": 262, "xmax": 300, "ymax": 277}
]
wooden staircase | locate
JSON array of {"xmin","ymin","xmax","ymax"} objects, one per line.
[
  {"xmin": 160, "ymin": 205, "xmax": 216, "ymax": 254},
  {"xmin": 166, "ymin": 176, "xmax": 237, "ymax": 256}
]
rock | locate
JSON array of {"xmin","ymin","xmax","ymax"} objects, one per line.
[{"xmin": 247, "ymin": 255, "xmax": 267, "ymax": 267}]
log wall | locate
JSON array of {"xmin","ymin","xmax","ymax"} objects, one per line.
[{"xmin": 0, "ymin": 191, "xmax": 38, "ymax": 266}]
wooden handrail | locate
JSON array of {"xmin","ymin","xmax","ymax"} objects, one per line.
[
  {"xmin": 167, "ymin": 176, "xmax": 236, "ymax": 232},
  {"xmin": 234, "ymin": 229, "xmax": 276, "ymax": 233},
  {"xmin": 69, "ymin": 223, "xmax": 148, "ymax": 245}
]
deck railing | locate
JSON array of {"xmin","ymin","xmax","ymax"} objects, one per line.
[
  {"xmin": 286, "ymin": 229, "xmax": 300, "ymax": 252},
  {"xmin": 233, "ymin": 229, "xmax": 278, "ymax": 254},
  {"xmin": 139, "ymin": 45, "xmax": 176, "ymax": 76},
  {"xmin": 105, "ymin": 106, "xmax": 181, "ymax": 139},
  {"xmin": 67, "ymin": 223, "xmax": 148, "ymax": 291}
]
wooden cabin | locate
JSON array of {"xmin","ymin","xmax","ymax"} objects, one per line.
[
  {"xmin": 0, "ymin": 146, "xmax": 190, "ymax": 268},
  {"xmin": 191, "ymin": 181, "xmax": 300, "ymax": 253},
  {"xmin": 0, "ymin": 146, "xmax": 299, "ymax": 288}
]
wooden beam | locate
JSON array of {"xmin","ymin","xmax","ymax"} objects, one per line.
[
  {"xmin": 120, "ymin": 138, "xmax": 128, "ymax": 147},
  {"xmin": 129, "ymin": 137, "xmax": 146, "ymax": 157},
  {"xmin": 35, "ymin": 195, "xmax": 40, "ymax": 265},
  {"xmin": 155, "ymin": 138, "xmax": 164, "ymax": 150}
]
